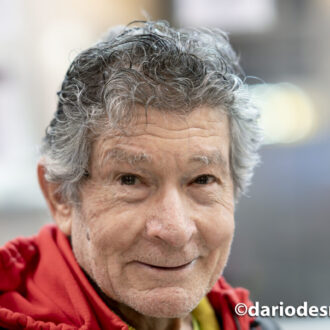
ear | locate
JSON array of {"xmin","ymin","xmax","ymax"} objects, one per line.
[{"xmin": 37, "ymin": 161, "xmax": 72, "ymax": 236}]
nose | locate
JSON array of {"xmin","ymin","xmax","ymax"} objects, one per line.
[{"xmin": 145, "ymin": 186, "xmax": 197, "ymax": 248}]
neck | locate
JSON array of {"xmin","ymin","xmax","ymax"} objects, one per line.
[{"xmin": 105, "ymin": 298, "xmax": 192, "ymax": 330}]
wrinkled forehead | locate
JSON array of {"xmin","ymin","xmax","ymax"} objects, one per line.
[
  {"xmin": 89, "ymin": 106, "xmax": 231, "ymax": 171},
  {"xmin": 96, "ymin": 105, "xmax": 228, "ymax": 138}
]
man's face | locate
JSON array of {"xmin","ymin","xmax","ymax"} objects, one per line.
[{"xmin": 70, "ymin": 106, "xmax": 235, "ymax": 318}]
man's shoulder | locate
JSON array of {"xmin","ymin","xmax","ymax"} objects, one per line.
[
  {"xmin": 0, "ymin": 225, "xmax": 69, "ymax": 294},
  {"xmin": 0, "ymin": 225, "xmax": 84, "ymax": 329},
  {"xmin": 0, "ymin": 231, "xmax": 41, "ymax": 293}
]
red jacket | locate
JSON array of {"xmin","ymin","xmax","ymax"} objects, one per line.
[{"xmin": 0, "ymin": 225, "xmax": 255, "ymax": 330}]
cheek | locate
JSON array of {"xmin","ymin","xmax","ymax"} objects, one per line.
[
  {"xmin": 81, "ymin": 199, "xmax": 146, "ymax": 255},
  {"xmin": 203, "ymin": 207, "xmax": 235, "ymax": 285},
  {"xmin": 71, "ymin": 212, "xmax": 95, "ymax": 277},
  {"xmin": 88, "ymin": 220, "xmax": 134, "ymax": 256},
  {"xmin": 195, "ymin": 204, "xmax": 235, "ymax": 251}
]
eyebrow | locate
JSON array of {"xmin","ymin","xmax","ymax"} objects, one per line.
[
  {"xmin": 189, "ymin": 151, "xmax": 229, "ymax": 172},
  {"xmin": 99, "ymin": 148, "xmax": 152, "ymax": 168}
]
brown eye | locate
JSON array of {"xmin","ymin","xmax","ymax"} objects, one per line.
[
  {"xmin": 120, "ymin": 175, "xmax": 139, "ymax": 185},
  {"xmin": 194, "ymin": 175, "xmax": 216, "ymax": 185}
]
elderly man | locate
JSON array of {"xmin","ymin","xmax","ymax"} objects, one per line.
[{"xmin": 0, "ymin": 21, "xmax": 272, "ymax": 329}]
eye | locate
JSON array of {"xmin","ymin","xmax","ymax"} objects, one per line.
[
  {"xmin": 193, "ymin": 174, "xmax": 216, "ymax": 185},
  {"xmin": 120, "ymin": 174, "xmax": 140, "ymax": 185}
]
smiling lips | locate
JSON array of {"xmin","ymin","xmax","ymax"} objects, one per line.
[{"xmin": 138, "ymin": 259, "xmax": 196, "ymax": 271}]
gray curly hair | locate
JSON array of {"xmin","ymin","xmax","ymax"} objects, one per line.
[{"xmin": 41, "ymin": 20, "xmax": 261, "ymax": 203}]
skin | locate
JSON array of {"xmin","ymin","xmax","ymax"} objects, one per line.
[{"xmin": 39, "ymin": 106, "xmax": 235, "ymax": 330}]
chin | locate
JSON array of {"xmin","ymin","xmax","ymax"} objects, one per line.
[{"xmin": 121, "ymin": 287, "xmax": 205, "ymax": 318}]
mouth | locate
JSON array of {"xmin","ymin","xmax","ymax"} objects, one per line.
[{"xmin": 137, "ymin": 259, "xmax": 196, "ymax": 271}]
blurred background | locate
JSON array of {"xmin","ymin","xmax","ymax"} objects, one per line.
[{"xmin": 0, "ymin": 0, "xmax": 329, "ymax": 328}]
